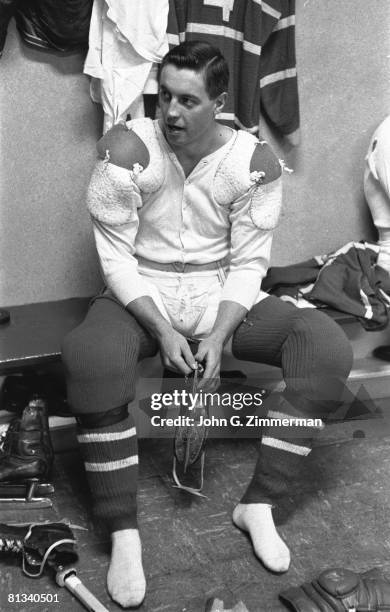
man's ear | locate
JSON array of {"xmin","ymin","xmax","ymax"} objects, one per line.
[{"xmin": 214, "ymin": 92, "xmax": 227, "ymax": 114}]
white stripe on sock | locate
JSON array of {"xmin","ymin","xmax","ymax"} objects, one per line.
[
  {"xmin": 77, "ymin": 427, "xmax": 136, "ymax": 443},
  {"xmin": 85, "ymin": 456, "xmax": 138, "ymax": 472},
  {"xmin": 262, "ymin": 436, "xmax": 311, "ymax": 456}
]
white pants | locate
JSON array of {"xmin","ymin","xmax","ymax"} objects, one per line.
[{"xmin": 137, "ymin": 263, "xmax": 228, "ymax": 339}]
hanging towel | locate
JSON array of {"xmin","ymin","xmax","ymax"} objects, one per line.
[{"xmin": 84, "ymin": 0, "xmax": 169, "ymax": 132}]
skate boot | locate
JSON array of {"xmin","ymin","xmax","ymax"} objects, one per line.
[{"xmin": 0, "ymin": 397, "xmax": 55, "ymax": 506}]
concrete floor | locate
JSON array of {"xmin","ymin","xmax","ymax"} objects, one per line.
[{"xmin": 1, "ymin": 395, "xmax": 390, "ymax": 612}]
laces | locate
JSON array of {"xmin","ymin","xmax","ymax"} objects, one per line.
[{"xmin": 0, "ymin": 419, "xmax": 18, "ymax": 454}]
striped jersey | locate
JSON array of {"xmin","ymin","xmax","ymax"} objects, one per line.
[{"xmin": 167, "ymin": 0, "xmax": 299, "ymax": 136}]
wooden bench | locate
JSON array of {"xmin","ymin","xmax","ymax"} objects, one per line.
[
  {"xmin": 1, "ymin": 298, "xmax": 389, "ymax": 450},
  {"xmin": 0, "ymin": 298, "xmax": 90, "ymax": 375}
]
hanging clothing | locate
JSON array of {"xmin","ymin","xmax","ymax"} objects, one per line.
[
  {"xmin": 84, "ymin": 0, "xmax": 169, "ymax": 132},
  {"xmin": 263, "ymin": 241, "xmax": 390, "ymax": 330},
  {"xmin": 364, "ymin": 115, "xmax": 390, "ymax": 274},
  {"xmin": 167, "ymin": 0, "xmax": 300, "ymax": 140},
  {"xmin": 0, "ymin": 0, "xmax": 92, "ymax": 56},
  {"xmin": 0, "ymin": 0, "xmax": 18, "ymax": 57}
]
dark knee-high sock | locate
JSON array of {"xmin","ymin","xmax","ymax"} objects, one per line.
[
  {"xmin": 77, "ymin": 409, "xmax": 138, "ymax": 531},
  {"xmin": 239, "ymin": 307, "xmax": 352, "ymax": 505},
  {"xmin": 241, "ymin": 391, "xmax": 325, "ymax": 504}
]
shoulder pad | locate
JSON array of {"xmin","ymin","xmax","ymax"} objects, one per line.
[
  {"xmin": 97, "ymin": 119, "xmax": 165, "ymax": 193},
  {"xmin": 87, "ymin": 160, "xmax": 141, "ymax": 226},
  {"xmin": 249, "ymin": 141, "xmax": 283, "ymax": 230},
  {"xmin": 249, "ymin": 177, "xmax": 282, "ymax": 230},
  {"xmin": 250, "ymin": 142, "xmax": 282, "ymax": 183},
  {"xmin": 213, "ymin": 131, "xmax": 256, "ymax": 207},
  {"xmin": 213, "ymin": 131, "xmax": 281, "ymax": 205},
  {"xmin": 126, "ymin": 118, "xmax": 165, "ymax": 193},
  {"xmin": 214, "ymin": 131, "xmax": 283, "ymax": 230},
  {"xmin": 97, "ymin": 124, "xmax": 149, "ymax": 169}
]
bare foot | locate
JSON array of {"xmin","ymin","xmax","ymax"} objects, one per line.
[
  {"xmin": 232, "ymin": 503, "xmax": 290, "ymax": 573},
  {"xmin": 107, "ymin": 529, "xmax": 146, "ymax": 608}
]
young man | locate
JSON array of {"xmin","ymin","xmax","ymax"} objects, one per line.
[{"xmin": 62, "ymin": 41, "xmax": 353, "ymax": 608}]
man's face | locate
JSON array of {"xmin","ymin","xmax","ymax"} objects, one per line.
[{"xmin": 159, "ymin": 64, "xmax": 222, "ymax": 149}]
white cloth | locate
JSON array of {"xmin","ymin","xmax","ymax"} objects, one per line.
[
  {"xmin": 90, "ymin": 120, "xmax": 277, "ymax": 312},
  {"xmin": 127, "ymin": 265, "xmax": 228, "ymax": 339},
  {"xmin": 364, "ymin": 115, "xmax": 390, "ymax": 273},
  {"xmin": 84, "ymin": 0, "xmax": 169, "ymax": 132}
]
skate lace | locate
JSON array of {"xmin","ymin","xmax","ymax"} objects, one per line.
[
  {"xmin": 22, "ymin": 523, "xmax": 77, "ymax": 578},
  {"xmin": 0, "ymin": 537, "xmax": 24, "ymax": 554},
  {"xmin": 0, "ymin": 419, "xmax": 18, "ymax": 454}
]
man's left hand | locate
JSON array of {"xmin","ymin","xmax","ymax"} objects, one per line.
[{"xmin": 194, "ymin": 336, "xmax": 223, "ymax": 392}]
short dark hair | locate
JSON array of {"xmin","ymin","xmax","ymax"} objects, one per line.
[{"xmin": 159, "ymin": 40, "xmax": 229, "ymax": 99}]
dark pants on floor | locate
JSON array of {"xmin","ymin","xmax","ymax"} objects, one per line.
[{"xmin": 61, "ymin": 294, "xmax": 353, "ymax": 530}]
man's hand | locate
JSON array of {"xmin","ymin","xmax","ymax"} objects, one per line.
[
  {"xmin": 125, "ymin": 296, "xmax": 247, "ymax": 381},
  {"xmin": 158, "ymin": 328, "xmax": 197, "ymax": 376},
  {"xmin": 195, "ymin": 335, "xmax": 224, "ymax": 392},
  {"xmin": 126, "ymin": 296, "xmax": 197, "ymax": 376},
  {"xmin": 194, "ymin": 300, "xmax": 248, "ymax": 391}
]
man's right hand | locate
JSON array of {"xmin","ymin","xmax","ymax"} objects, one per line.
[
  {"xmin": 125, "ymin": 295, "xmax": 197, "ymax": 375},
  {"xmin": 157, "ymin": 328, "xmax": 197, "ymax": 376}
]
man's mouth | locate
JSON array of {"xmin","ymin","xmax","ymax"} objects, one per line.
[{"xmin": 166, "ymin": 124, "xmax": 184, "ymax": 134}]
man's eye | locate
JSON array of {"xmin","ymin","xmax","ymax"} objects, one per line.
[
  {"xmin": 182, "ymin": 98, "xmax": 194, "ymax": 108},
  {"xmin": 160, "ymin": 90, "xmax": 170, "ymax": 101}
]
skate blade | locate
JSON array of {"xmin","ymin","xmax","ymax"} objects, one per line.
[
  {"xmin": 0, "ymin": 497, "xmax": 53, "ymax": 508},
  {"xmin": 172, "ymin": 453, "xmax": 207, "ymax": 497},
  {"xmin": 0, "ymin": 479, "xmax": 54, "ymax": 507}
]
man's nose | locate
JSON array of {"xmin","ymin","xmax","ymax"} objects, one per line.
[{"xmin": 167, "ymin": 98, "xmax": 180, "ymax": 119}]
